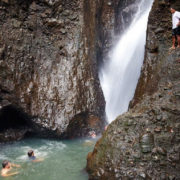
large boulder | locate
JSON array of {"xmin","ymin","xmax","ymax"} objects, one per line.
[{"xmin": 87, "ymin": 0, "xmax": 180, "ymax": 179}]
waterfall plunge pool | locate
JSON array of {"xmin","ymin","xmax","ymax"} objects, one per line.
[{"xmin": 0, "ymin": 138, "xmax": 96, "ymax": 180}]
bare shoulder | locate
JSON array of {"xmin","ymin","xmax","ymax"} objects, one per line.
[
  {"xmin": 1, "ymin": 170, "xmax": 19, "ymax": 177},
  {"xmin": 1, "ymin": 169, "xmax": 8, "ymax": 176}
]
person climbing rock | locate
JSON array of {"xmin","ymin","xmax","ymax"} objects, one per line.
[
  {"xmin": 27, "ymin": 150, "xmax": 44, "ymax": 162},
  {"xmin": 170, "ymin": 7, "xmax": 180, "ymax": 50},
  {"xmin": 1, "ymin": 160, "xmax": 20, "ymax": 177}
]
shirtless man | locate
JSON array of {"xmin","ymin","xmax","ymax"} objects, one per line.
[
  {"xmin": 27, "ymin": 150, "xmax": 44, "ymax": 162},
  {"xmin": 1, "ymin": 160, "xmax": 20, "ymax": 177}
]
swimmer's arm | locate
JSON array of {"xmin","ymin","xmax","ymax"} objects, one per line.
[
  {"xmin": 32, "ymin": 158, "xmax": 44, "ymax": 162},
  {"xmin": 11, "ymin": 163, "xmax": 21, "ymax": 168},
  {"xmin": 1, "ymin": 171, "xmax": 19, "ymax": 177}
]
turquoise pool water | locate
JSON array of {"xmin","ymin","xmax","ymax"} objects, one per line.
[{"xmin": 0, "ymin": 138, "xmax": 96, "ymax": 180}]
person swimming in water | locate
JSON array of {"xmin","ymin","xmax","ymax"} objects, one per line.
[
  {"xmin": 89, "ymin": 131, "xmax": 96, "ymax": 139},
  {"xmin": 27, "ymin": 150, "xmax": 44, "ymax": 162},
  {"xmin": 1, "ymin": 160, "xmax": 20, "ymax": 177}
]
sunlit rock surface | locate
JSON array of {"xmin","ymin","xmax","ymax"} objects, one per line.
[
  {"xmin": 0, "ymin": 0, "xmax": 105, "ymax": 139},
  {"xmin": 87, "ymin": 0, "xmax": 180, "ymax": 179}
]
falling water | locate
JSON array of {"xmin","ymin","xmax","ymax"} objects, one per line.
[{"xmin": 99, "ymin": 0, "xmax": 154, "ymax": 123}]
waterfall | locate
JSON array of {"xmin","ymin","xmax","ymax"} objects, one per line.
[{"xmin": 99, "ymin": 0, "xmax": 154, "ymax": 123}]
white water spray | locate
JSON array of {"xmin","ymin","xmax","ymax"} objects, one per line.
[{"xmin": 100, "ymin": 0, "xmax": 154, "ymax": 123}]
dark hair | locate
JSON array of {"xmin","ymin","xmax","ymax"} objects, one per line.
[
  {"xmin": 170, "ymin": 6, "xmax": 176, "ymax": 10},
  {"xmin": 27, "ymin": 150, "xmax": 34, "ymax": 157},
  {"xmin": 2, "ymin": 160, "xmax": 9, "ymax": 168}
]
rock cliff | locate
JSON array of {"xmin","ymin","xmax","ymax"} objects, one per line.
[
  {"xmin": 87, "ymin": 0, "xmax": 180, "ymax": 179},
  {"xmin": 0, "ymin": 0, "xmax": 105, "ymax": 140},
  {"xmin": 0, "ymin": 0, "xmax": 151, "ymax": 142}
]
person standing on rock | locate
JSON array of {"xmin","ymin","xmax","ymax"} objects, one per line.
[{"xmin": 170, "ymin": 7, "xmax": 180, "ymax": 50}]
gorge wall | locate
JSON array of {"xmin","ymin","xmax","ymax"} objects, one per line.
[
  {"xmin": 0, "ymin": 0, "xmax": 148, "ymax": 141},
  {"xmin": 0, "ymin": 0, "xmax": 107, "ymax": 141},
  {"xmin": 87, "ymin": 0, "xmax": 180, "ymax": 179}
]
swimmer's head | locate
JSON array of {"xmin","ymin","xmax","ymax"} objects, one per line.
[
  {"xmin": 89, "ymin": 131, "xmax": 96, "ymax": 138},
  {"xmin": 2, "ymin": 160, "xmax": 10, "ymax": 169},
  {"xmin": 170, "ymin": 7, "xmax": 176, "ymax": 14},
  {"xmin": 27, "ymin": 150, "xmax": 34, "ymax": 157}
]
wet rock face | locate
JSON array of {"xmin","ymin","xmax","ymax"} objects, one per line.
[
  {"xmin": 0, "ymin": 128, "xmax": 31, "ymax": 143},
  {"xmin": 132, "ymin": 0, "xmax": 180, "ymax": 106},
  {"xmin": 0, "ymin": 0, "xmax": 105, "ymax": 139},
  {"xmin": 87, "ymin": 0, "xmax": 180, "ymax": 179}
]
